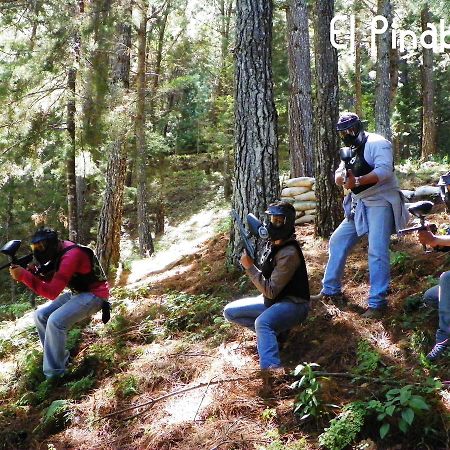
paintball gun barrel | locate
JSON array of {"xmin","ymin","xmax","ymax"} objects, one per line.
[
  {"xmin": 0, "ymin": 240, "xmax": 33, "ymax": 271},
  {"xmin": 232, "ymin": 210, "xmax": 256, "ymax": 261},
  {"xmin": 398, "ymin": 201, "xmax": 437, "ymax": 251},
  {"xmin": 339, "ymin": 147, "xmax": 353, "ymax": 182}
]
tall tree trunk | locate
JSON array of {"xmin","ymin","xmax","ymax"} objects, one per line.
[
  {"xmin": 313, "ymin": 0, "xmax": 342, "ymax": 238},
  {"xmin": 420, "ymin": 3, "xmax": 436, "ymax": 159},
  {"xmin": 96, "ymin": 6, "xmax": 132, "ymax": 277},
  {"xmin": 135, "ymin": 3, "xmax": 154, "ymax": 256},
  {"xmin": 286, "ymin": 0, "xmax": 314, "ymax": 177},
  {"xmin": 66, "ymin": 62, "xmax": 79, "ymax": 242},
  {"xmin": 354, "ymin": 8, "xmax": 363, "ymax": 118},
  {"xmin": 231, "ymin": 0, "xmax": 279, "ymax": 264},
  {"xmin": 374, "ymin": 0, "xmax": 392, "ymax": 141}
]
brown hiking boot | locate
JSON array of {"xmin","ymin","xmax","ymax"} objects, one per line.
[{"xmin": 361, "ymin": 306, "xmax": 387, "ymax": 320}]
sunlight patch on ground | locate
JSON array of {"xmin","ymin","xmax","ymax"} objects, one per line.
[{"xmin": 127, "ymin": 206, "xmax": 228, "ymax": 285}]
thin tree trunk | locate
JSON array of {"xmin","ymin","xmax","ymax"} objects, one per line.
[
  {"xmin": 286, "ymin": 0, "xmax": 314, "ymax": 177},
  {"xmin": 96, "ymin": 5, "xmax": 132, "ymax": 276},
  {"xmin": 354, "ymin": 9, "xmax": 363, "ymax": 118},
  {"xmin": 135, "ymin": 3, "xmax": 154, "ymax": 256},
  {"xmin": 231, "ymin": 0, "xmax": 279, "ymax": 264},
  {"xmin": 420, "ymin": 3, "xmax": 436, "ymax": 159},
  {"xmin": 313, "ymin": 0, "xmax": 342, "ymax": 238},
  {"xmin": 374, "ymin": 0, "xmax": 392, "ymax": 141},
  {"xmin": 5, "ymin": 180, "xmax": 16, "ymax": 303}
]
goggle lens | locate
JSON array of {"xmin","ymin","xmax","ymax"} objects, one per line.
[{"xmin": 30, "ymin": 242, "xmax": 46, "ymax": 252}]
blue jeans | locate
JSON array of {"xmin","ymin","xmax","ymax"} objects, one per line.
[
  {"xmin": 34, "ymin": 292, "xmax": 104, "ymax": 378},
  {"xmin": 322, "ymin": 205, "xmax": 394, "ymax": 309},
  {"xmin": 423, "ymin": 271, "xmax": 450, "ymax": 343},
  {"xmin": 223, "ymin": 295, "xmax": 309, "ymax": 369}
]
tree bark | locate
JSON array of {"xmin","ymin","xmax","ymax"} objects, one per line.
[
  {"xmin": 96, "ymin": 4, "xmax": 132, "ymax": 277},
  {"xmin": 374, "ymin": 0, "xmax": 392, "ymax": 141},
  {"xmin": 135, "ymin": 3, "xmax": 154, "ymax": 256},
  {"xmin": 354, "ymin": 8, "xmax": 363, "ymax": 118},
  {"xmin": 231, "ymin": 0, "xmax": 279, "ymax": 264},
  {"xmin": 286, "ymin": 0, "xmax": 314, "ymax": 178},
  {"xmin": 420, "ymin": 4, "xmax": 436, "ymax": 159},
  {"xmin": 313, "ymin": 0, "xmax": 342, "ymax": 238}
]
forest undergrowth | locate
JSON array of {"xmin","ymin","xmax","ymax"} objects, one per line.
[{"xmin": 0, "ymin": 175, "xmax": 450, "ymax": 449}]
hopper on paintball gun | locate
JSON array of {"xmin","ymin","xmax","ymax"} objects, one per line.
[
  {"xmin": 339, "ymin": 147, "xmax": 354, "ymax": 182},
  {"xmin": 0, "ymin": 240, "xmax": 33, "ymax": 271},
  {"xmin": 398, "ymin": 201, "xmax": 437, "ymax": 251}
]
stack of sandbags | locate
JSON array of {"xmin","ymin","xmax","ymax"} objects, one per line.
[{"xmin": 281, "ymin": 177, "xmax": 316, "ymax": 224}]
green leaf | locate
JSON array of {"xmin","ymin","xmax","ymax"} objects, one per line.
[
  {"xmin": 380, "ymin": 423, "xmax": 390, "ymax": 439},
  {"xmin": 377, "ymin": 413, "xmax": 386, "ymax": 421},
  {"xmin": 399, "ymin": 387, "xmax": 412, "ymax": 405},
  {"xmin": 399, "ymin": 419, "xmax": 409, "ymax": 433},
  {"xmin": 386, "ymin": 405, "xmax": 396, "ymax": 416},
  {"xmin": 409, "ymin": 396, "xmax": 430, "ymax": 411},
  {"xmin": 402, "ymin": 408, "xmax": 415, "ymax": 425}
]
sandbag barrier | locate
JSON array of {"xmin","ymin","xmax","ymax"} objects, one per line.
[{"xmin": 281, "ymin": 177, "xmax": 316, "ymax": 224}]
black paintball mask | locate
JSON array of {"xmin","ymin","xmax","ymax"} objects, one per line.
[
  {"xmin": 247, "ymin": 202, "xmax": 296, "ymax": 242},
  {"xmin": 336, "ymin": 112, "xmax": 366, "ymax": 149},
  {"xmin": 30, "ymin": 227, "xmax": 59, "ymax": 265},
  {"xmin": 438, "ymin": 172, "xmax": 450, "ymax": 212}
]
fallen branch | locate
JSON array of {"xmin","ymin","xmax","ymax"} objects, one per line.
[{"xmin": 94, "ymin": 375, "xmax": 256, "ymax": 422}]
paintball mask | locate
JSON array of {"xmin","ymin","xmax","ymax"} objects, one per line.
[
  {"xmin": 438, "ymin": 172, "xmax": 450, "ymax": 212},
  {"xmin": 336, "ymin": 112, "xmax": 366, "ymax": 148},
  {"xmin": 247, "ymin": 202, "xmax": 296, "ymax": 242},
  {"xmin": 30, "ymin": 227, "xmax": 59, "ymax": 265}
]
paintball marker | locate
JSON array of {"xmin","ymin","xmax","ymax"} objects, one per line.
[
  {"xmin": 398, "ymin": 201, "xmax": 437, "ymax": 251},
  {"xmin": 232, "ymin": 210, "xmax": 256, "ymax": 261},
  {"xmin": 339, "ymin": 147, "xmax": 354, "ymax": 182},
  {"xmin": 0, "ymin": 240, "xmax": 33, "ymax": 271}
]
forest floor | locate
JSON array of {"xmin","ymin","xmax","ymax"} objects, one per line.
[{"xmin": 1, "ymin": 166, "xmax": 450, "ymax": 450}]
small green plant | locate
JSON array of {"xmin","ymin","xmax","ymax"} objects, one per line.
[
  {"xmin": 258, "ymin": 430, "xmax": 308, "ymax": 450},
  {"xmin": 291, "ymin": 363, "xmax": 322, "ymax": 420},
  {"xmin": 390, "ymin": 251, "xmax": 410, "ymax": 268},
  {"xmin": 261, "ymin": 407, "xmax": 277, "ymax": 422},
  {"xmin": 35, "ymin": 399, "xmax": 74, "ymax": 436},
  {"xmin": 20, "ymin": 349, "xmax": 45, "ymax": 389},
  {"xmin": 115, "ymin": 374, "xmax": 139, "ymax": 398},
  {"xmin": 65, "ymin": 374, "xmax": 95, "ymax": 399},
  {"xmin": 319, "ymin": 402, "xmax": 366, "ymax": 450},
  {"xmin": 354, "ymin": 340, "xmax": 380, "ymax": 375},
  {"xmin": 0, "ymin": 338, "xmax": 17, "ymax": 358},
  {"xmin": 366, "ymin": 385, "xmax": 430, "ymax": 438}
]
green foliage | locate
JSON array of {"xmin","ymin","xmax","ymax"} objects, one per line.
[
  {"xmin": 291, "ymin": 363, "xmax": 323, "ymax": 420},
  {"xmin": 65, "ymin": 375, "xmax": 95, "ymax": 399},
  {"xmin": 0, "ymin": 338, "xmax": 17, "ymax": 358},
  {"xmin": 66, "ymin": 327, "xmax": 82, "ymax": 352},
  {"xmin": 319, "ymin": 402, "xmax": 367, "ymax": 450},
  {"xmin": 354, "ymin": 340, "xmax": 380, "ymax": 375},
  {"xmin": 20, "ymin": 348, "xmax": 45, "ymax": 389},
  {"xmin": 114, "ymin": 374, "xmax": 139, "ymax": 398},
  {"xmin": 163, "ymin": 291, "xmax": 225, "ymax": 338},
  {"xmin": 261, "ymin": 407, "xmax": 277, "ymax": 422},
  {"xmin": 390, "ymin": 251, "xmax": 410, "ymax": 269},
  {"xmin": 366, "ymin": 385, "xmax": 430, "ymax": 439},
  {"xmin": 0, "ymin": 302, "xmax": 31, "ymax": 321},
  {"xmin": 37, "ymin": 399, "xmax": 74, "ymax": 435}
]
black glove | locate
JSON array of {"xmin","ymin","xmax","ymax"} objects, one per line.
[{"xmin": 102, "ymin": 300, "xmax": 111, "ymax": 324}]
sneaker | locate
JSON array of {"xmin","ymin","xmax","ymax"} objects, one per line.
[
  {"xmin": 426, "ymin": 339, "xmax": 449, "ymax": 362},
  {"xmin": 310, "ymin": 292, "xmax": 347, "ymax": 307},
  {"xmin": 361, "ymin": 306, "xmax": 387, "ymax": 319}
]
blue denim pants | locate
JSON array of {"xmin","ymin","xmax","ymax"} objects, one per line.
[
  {"xmin": 34, "ymin": 292, "xmax": 104, "ymax": 378},
  {"xmin": 423, "ymin": 271, "xmax": 450, "ymax": 343},
  {"xmin": 322, "ymin": 205, "xmax": 394, "ymax": 309},
  {"xmin": 223, "ymin": 295, "xmax": 309, "ymax": 369}
]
